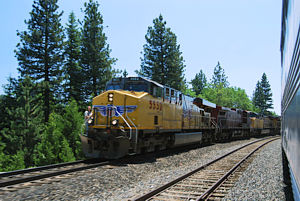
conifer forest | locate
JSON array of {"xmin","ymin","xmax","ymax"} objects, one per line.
[{"xmin": 0, "ymin": 0, "xmax": 274, "ymax": 171}]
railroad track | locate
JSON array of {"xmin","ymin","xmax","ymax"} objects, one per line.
[
  {"xmin": 0, "ymin": 142, "xmax": 205, "ymax": 193},
  {"xmin": 131, "ymin": 136, "xmax": 279, "ymax": 201},
  {"xmin": 0, "ymin": 159, "xmax": 110, "ymax": 191}
]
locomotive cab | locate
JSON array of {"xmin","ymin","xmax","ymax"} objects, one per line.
[{"xmin": 81, "ymin": 77, "xmax": 166, "ymax": 158}]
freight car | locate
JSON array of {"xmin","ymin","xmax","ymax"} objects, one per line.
[
  {"xmin": 80, "ymin": 77, "xmax": 280, "ymax": 159},
  {"xmin": 280, "ymin": 0, "xmax": 300, "ymax": 199}
]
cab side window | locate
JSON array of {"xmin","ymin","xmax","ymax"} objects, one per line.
[
  {"xmin": 165, "ymin": 88, "xmax": 170, "ymax": 101},
  {"xmin": 179, "ymin": 93, "xmax": 182, "ymax": 105},
  {"xmin": 171, "ymin": 89, "xmax": 175, "ymax": 103},
  {"xmin": 150, "ymin": 85, "xmax": 163, "ymax": 98},
  {"xmin": 156, "ymin": 87, "xmax": 162, "ymax": 98}
]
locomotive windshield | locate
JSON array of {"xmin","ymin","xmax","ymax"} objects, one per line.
[
  {"xmin": 106, "ymin": 77, "xmax": 149, "ymax": 92},
  {"xmin": 124, "ymin": 82, "xmax": 148, "ymax": 92},
  {"xmin": 106, "ymin": 84, "xmax": 122, "ymax": 90},
  {"xmin": 105, "ymin": 77, "xmax": 165, "ymax": 96}
]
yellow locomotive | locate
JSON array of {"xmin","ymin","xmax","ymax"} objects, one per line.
[{"xmin": 80, "ymin": 77, "xmax": 214, "ymax": 158}]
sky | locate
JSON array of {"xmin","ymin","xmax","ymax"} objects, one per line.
[{"xmin": 0, "ymin": 0, "xmax": 282, "ymax": 114}]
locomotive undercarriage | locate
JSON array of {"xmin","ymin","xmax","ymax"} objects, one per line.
[
  {"xmin": 216, "ymin": 128, "xmax": 251, "ymax": 141},
  {"xmin": 81, "ymin": 127, "xmax": 277, "ymax": 159},
  {"xmin": 81, "ymin": 128, "xmax": 216, "ymax": 159}
]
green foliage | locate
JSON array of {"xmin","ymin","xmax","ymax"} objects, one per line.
[
  {"xmin": 252, "ymin": 81, "xmax": 263, "ymax": 112},
  {"xmin": 0, "ymin": 78, "xmax": 84, "ymax": 170},
  {"xmin": 252, "ymin": 73, "xmax": 273, "ymax": 115},
  {"xmin": 201, "ymin": 85, "xmax": 253, "ymax": 111},
  {"xmin": 15, "ymin": 0, "xmax": 65, "ymax": 122},
  {"xmin": 269, "ymin": 111, "xmax": 278, "ymax": 116},
  {"xmin": 0, "ymin": 137, "xmax": 25, "ymax": 172},
  {"xmin": 62, "ymin": 100, "xmax": 84, "ymax": 159},
  {"xmin": 260, "ymin": 73, "xmax": 273, "ymax": 110},
  {"xmin": 198, "ymin": 62, "xmax": 229, "ymax": 105},
  {"xmin": 0, "ymin": 152, "xmax": 26, "ymax": 172},
  {"xmin": 64, "ymin": 12, "xmax": 84, "ymax": 105},
  {"xmin": 34, "ymin": 113, "xmax": 75, "ymax": 166},
  {"xmin": 185, "ymin": 61, "xmax": 255, "ymax": 111},
  {"xmin": 0, "ymin": 82, "xmax": 27, "ymax": 171},
  {"xmin": 137, "ymin": 14, "xmax": 186, "ymax": 90},
  {"xmin": 1, "ymin": 77, "xmax": 44, "ymax": 167},
  {"xmin": 190, "ymin": 70, "xmax": 207, "ymax": 95},
  {"xmin": 201, "ymin": 84, "xmax": 225, "ymax": 106},
  {"xmin": 0, "ymin": 78, "xmax": 18, "ymax": 132},
  {"xmin": 81, "ymin": 0, "xmax": 116, "ymax": 97},
  {"xmin": 183, "ymin": 88, "xmax": 196, "ymax": 97},
  {"xmin": 227, "ymin": 87, "xmax": 254, "ymax": 110}
]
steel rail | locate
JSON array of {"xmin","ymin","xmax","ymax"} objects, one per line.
[
  {"xmin": 0, "ymin": 159, "xmax": 91, "ymax": 178},
  {"xmin": 131, "ymin": 136, "xmax": 279, "ymax": 201},
  {"xmin": 196, "ymin": 137, "xmax": 278, "ymax": 201},
  {"xmin": 0, "ymin": 160, "xmax": 110, "ymax": 188}
]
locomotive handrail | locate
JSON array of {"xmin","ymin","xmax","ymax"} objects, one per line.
[
  {"xmin": 211, "ymin": 118, "xmax": 218, "ymax": 129},
  {"xmin": 112, "ymin": 106, "xmax": 133, "ymax": 140},
  {"xmin": 112, "ymin": 105, "xmax": 138, "ymax": 152},
  {"xmin": 125, "ymin": 109, "xmax": 138, "ymax": 152},
  {"xmin": 93, "ymin": 107, "xmax": 111, "ymax": 127}
]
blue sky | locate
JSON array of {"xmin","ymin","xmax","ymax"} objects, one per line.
[{"xmin": 0, "ymin": 0, "xmax": 282, "ymax": 114}]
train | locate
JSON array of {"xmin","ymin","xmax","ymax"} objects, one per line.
[
  {"xmin": 80, "ymin": 76, "xmax": 280, "ymax": 159},
  {"xmin": 281, "ymin": 0, "xmax": 300, "ymax": 200}
]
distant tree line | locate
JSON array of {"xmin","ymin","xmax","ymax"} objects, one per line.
[
  {"xmin": 0, "ymin": 0, "xmax": 274, "ymax": 172},
  {"xmin": 188, "ymin": 63, "xmax": 273, "ymax": 114}
]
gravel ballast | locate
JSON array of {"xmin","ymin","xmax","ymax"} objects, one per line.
[
  {"xmin": 223, "ymin": 139, "xmax": 286, "ymax": 200},
  {"xmin": 0, "ymin": 137, "xmax": 286, "ymax": 201}
]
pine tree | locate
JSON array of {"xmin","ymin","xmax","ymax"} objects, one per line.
[
  {"xmin": 62, "ymin": 100, "xmax": 84, "ymax": 159},
  {"xmin": 190, "ymin": 70, "xmax": 207, "ymax": 95},
  {"xmin": 252, "ymin": 81, "xmax": 263, "ymax": 112},
  {"xmin": 253, "ymin": 73, "xmax": 273, "ymax": 115},
  {"xmin": 211, "ymin": 62, "xmax": 229, "ymax": 88},
  {"xmin": 137, "ymin": 14, "xmax": 185, "ymax": 90},
  {"xmin": 207, "ymin": 62, "xmax": 229, "ymax": 105},
  {"xmin": 122, "ymin": 69, "xmax": 128, "ymax": 78},
  {"xmin": 64, "ymin": 12, "xmax": 84, "ymax": 104},
  {"xmin": 81, "ymin": 0, "xmax": 116, "ymax": 97},
  {"xmin": 0, "ymin": 78, "xmax": 18, "ymax": 133},
  {"xmin": 15, "ymin": 0, "xmax": 64, "ymax": 122},
  {"xmin": 260, "ymin": 73, "xmax": 273, "ymax": 113},
  {"xmin": 1, "ymin": 77, "xmax": 44, "ymax": 167}
]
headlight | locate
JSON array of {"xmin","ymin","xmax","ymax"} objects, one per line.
[
  {"xmin": 108, "ymin": 93, "xmax": 114, "ymax": 102},
  {"xmin": 112, "ymin": 119, "xmax": 118, "ymax": 126}
]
